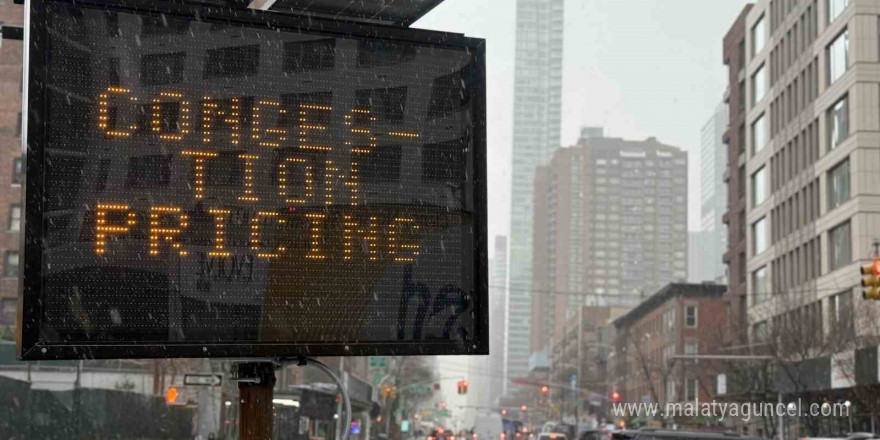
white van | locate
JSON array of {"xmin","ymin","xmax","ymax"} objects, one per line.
[{"xmin": 473, "ymin": 413, "xmax": 504, "ymax": 440}]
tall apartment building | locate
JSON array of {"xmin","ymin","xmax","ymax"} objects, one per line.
[
  {"xmin": 722, "ymin": 4, "xmax": 754, "ymax": 345},
  {"xmin": 507, "ymin": 0, "xmax": 564, "ymax": 387},
  {"xmin": 0, "ymin": 3, "xmax": 24, "ymax": 337},
  {"xmin": 743, "ymin": 0, "xmax": 878, "ymax": 345},
  {"xmin": 530, "ymin": 135, "xmax": 688, "ymax": 352},
  {"xmin": 690, "ymin": 102, "xmax": 729, "ymax": 283}
]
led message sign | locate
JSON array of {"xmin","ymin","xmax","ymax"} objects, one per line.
[{"xmin": 19, "ymin": 0, "xmax": 486, "ymax": 360}]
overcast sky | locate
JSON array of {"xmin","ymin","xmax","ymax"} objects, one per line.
[{"xmin": 415, "ymin": 0, "xmax": 751, "ymax": 258}]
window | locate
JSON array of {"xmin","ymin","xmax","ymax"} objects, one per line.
[
  {"xmin": 685, "ymin": 305, "xmax": 698, "ymax": 328},
  {"xmin": 685, "ymin": 339, "xmax": 698, "ymax": 357},
  {"xmin": 11, "ymin": 157, "xmax": 22, "ymax": 185},
  {"xmin": 3, "ymin": 251, "xmax": 18, "ymax": 278},
  {"xmin": 753, "ymin": 217, "xmax": 768, "ymax": 255},
  {"xmin": 0, "ymin": 298, "xmax": 15, "ymax": 326},
  {"xmin": 827, "ymin": 158, "xmax": 850, "ymax": 211},
  {"xmin": 830, "ymin": 290, "xmax": 852, "ymax": 326},
  {"xmin": 828, "ymin": 220, "xmax": 851, "ymax": 272},
  {"xmin": 752, "ymin": 114, "xmax": 767, "ymax": 154},
  {"xmin": 16, "ymin": 111, "xmax": 21, "ymax": 138},
  {"xmin": 753, "ymin": 266, "xmax": 769, "ymax": 304},
  {"xmin": 8, "ymin": 204, "xmax": 20, "ymax": 232},
  {"xmin": 828, "ymin": 0, "xmax": 849, "ymax": 23},
  {"xmin": 754, "ymin": 321, "xmax": 768, "ymax": 342},
  {"xmin": 752, "ymin": 15, "xmax": 766, "ymax": 57},
  {"xmin": 827, "ymin": 29, "xmax": 849, "ymax": 85},
  {"xmin": 686, "ymin": 378, "xmax": 698, "ymax": 401},
  {"xmin": 665, "ymin": 378, "xmax": 676, "ymax": 402},
  {"xmin": 827, "ymin": 95, "xmax": 849, "ymax": 150},
  {"xmin": 752, "ymin": 166, "xmax": 767, "ymax": 207},
  {"xmin": 752, "ymin": 65, "xmax": 767, "ymax": 106}
]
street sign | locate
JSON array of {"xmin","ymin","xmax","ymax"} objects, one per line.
[
  {"xmin": 369, "ymin": 357, "xmax": 387, "ymax": 369},
  {"xmin": 410, "ymin": 384, "xmax": 433, "ymax": 394},
  {"xmin": 184, "ymin": 374, "xmax": 222, "ymax": 386},
  {"xmin": 431, "ymin": 409, "xmax": 451, "ymax": 418},
  {"xmin": 19, "ymin": 0, "xmax": 487, "ymax": 360}
]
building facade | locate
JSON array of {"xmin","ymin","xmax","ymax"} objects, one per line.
[
  {"xmin": 0, "ymin": 2, "xmax": 24, "ymax": 337},
  {"xmin": 691, "ymin": 102, "xmax": 729, "ymax": 283},
  {"xmin": 491, "ymin": 235, "xmax": 509, "ymax": 400},
  {"xmin": 507, "ymin": 0, "xmax": 564, "ymax": 391},
  {"xmin": 531, "ymin": 135, "xmax": 688, "ymax": 353},
  {"xmin": 611, "ymin": 283, "xmax": 725, "ymax": 427},
  {"xmin": 743, "ymin": 0, "xmax": 880, "ymax": 342},
  {"xmin": 722, "ymin": 4, "xmax": 754, "ymax": 346},
  {"xmin": 548, "ymin": 305, "xmax": 628, "ymax": 427}
]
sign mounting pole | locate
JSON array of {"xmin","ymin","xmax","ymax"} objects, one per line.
[{"xmin": 236, "ymin": 362, "xmax": 277, "ymax": 440}]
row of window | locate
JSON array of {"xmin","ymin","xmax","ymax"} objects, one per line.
[
  {"xmin": 768, "ymin": 3, "xmax": 818, "ymax": 88},
  {"xmin": 752, "ymin": 218, "xmax": 851, "ymax": 303},
  {"xmin": 770, "ymin": 177, "xmax": 820, "ymax": 244},
  {"xmin": 769, "ymin": 119, "xmax": 819, "ymax": 193},
  {"xmin": 750, "ymin": 7, "xmax": 849, "ymax": 120},
  {"xmin": 769, "ymin": 57, "xmax": 819, "ymax": 139},
  {"xmin": 762, "ymin": 0, "xmax": 848, "ymax": 51},
  {"xmin": 753, "ymin": 289, "xmax": 849, "ymax": 342},
  {"xmin": 773, "ymin": 237, "xmax": 822, "ymax": 299},
  {"xmin": 749, "ymin": 94, "xmax": 850, "ymax": 224}
]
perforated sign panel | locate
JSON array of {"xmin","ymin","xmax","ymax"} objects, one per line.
[{"xmin": 18, "ymin": 0, "xmax": 487, "ymax": 360}]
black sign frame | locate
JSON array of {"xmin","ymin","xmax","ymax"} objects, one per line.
[{"xmin": 18, "ymin": 0, "xmax": 487, "ymax": 360}]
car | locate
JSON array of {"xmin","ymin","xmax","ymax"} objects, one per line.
[
  {"xmin": 611, "ymin": 429, "xmax": 768, "ymax": 440},
  {"xmin": 537, "ymin": 432, "xmax": 568, "ymax": 440},
  {"xmin": 580, "ymin": 429, "xmax": 614, "ymax": 440},
  {"xmin": 800, "ymin": 434, "xmax": 879, "ymax": 440},
  {"xmin": 428, "ymin": 428, "xmax": 454, "ymax": 440}
]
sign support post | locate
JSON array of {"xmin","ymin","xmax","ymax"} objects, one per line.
[{"xmin": 237, "ymin": 362, "xmax": 277, "ymax": 440}]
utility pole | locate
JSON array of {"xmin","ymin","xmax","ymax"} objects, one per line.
[{"xmin": 336, "ymin": 358, "xmax": 347, "ymax": 440}]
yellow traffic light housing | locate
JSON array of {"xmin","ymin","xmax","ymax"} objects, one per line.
[{"xmin": 861, "ymin": 258, "xmax": 880, "ymax": 300}]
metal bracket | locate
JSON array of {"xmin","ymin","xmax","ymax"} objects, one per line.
[{"xmin": 231, "ymin": 362, "xmax": 277, "ymax": 387}]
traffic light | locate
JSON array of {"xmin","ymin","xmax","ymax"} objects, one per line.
[
  {"xmin": 520, "ymin": 405, "xmax": 527, "ymax": 413},
  {"xmin": 457, "ymin": 380, "xmax": 469, "ymax": 395},
  {"xmin": 610, "ymin": 391, "xmax": 622, "ymax": 403},
  {"xmin": 165, "ymin": 386, "xmax": 180, "ymax": 405},
  {"xmin": 540, "ymin": 385, "xmax": 549, "ymax": 396},
  {"xmin": 381, "ymin": 385, "xmax": 397, "ymax": 398},
  {"xmin": 501, "ymin": 409, "xmax": 507, "ymax": 416},
  {"xmin": 862, "ymin": 258, "xmax": 880, "ymax": 299}
]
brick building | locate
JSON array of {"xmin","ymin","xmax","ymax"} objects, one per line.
[
  {"xmin": 0, "ymin": 2, "xmax": 24, "ymax": 336},
  {"xmin": 721, "ymin": 4, "xmax": 755, "ymax": 347},
  {"xmin": 611, "ymin": 283, "xmax": 725, "ymax": 426}
]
